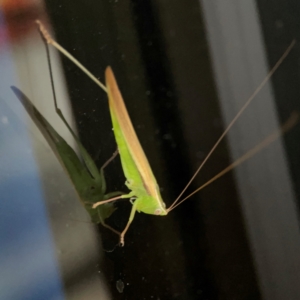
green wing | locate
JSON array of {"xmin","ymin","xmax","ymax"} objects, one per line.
[{"xmin": 11, "ymin": 86, "xmax": 116, "ymax": 224}]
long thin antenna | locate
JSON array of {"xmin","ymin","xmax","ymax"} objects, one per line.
[
  {"xmin": 168, "ymin": 112, "xmax": 299, "ymax": 212},
  {"xmin": 36, "ymin": 20, "xmax": 107, "ymax": 93},
  {"xmin": 168, "ymin": 40, "xmax": 296, "ymax": 211}
]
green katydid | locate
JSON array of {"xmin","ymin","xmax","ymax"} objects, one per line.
[
  {"xmin": 11, "ymin": 86, "xmax": 123, "ymax": 233},
  {"xmin": 11, "ymin": 77, "xmax": 122, "ymax": 235},
  {"xmin": 36, "ymin": 21, "xmax": 296, "ymax": 246}
]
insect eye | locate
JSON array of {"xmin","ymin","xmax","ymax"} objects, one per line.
[{"xmin": 154, "ymin": 209, "xmax": 161, "ymax": 215}]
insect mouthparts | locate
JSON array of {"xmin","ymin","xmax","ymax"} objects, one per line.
[{"xmin": 154, "ymin": 209, "xmax": 162, "ymax": 215}]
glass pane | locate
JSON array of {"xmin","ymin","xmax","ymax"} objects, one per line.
[{"xmin": 1, "ymin": 0, "xmax": 300, "ymax": 299}]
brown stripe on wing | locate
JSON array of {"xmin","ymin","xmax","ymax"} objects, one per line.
[{"xmin": 105, "ymin": 66, "xmax": 160, "ymax": 200}]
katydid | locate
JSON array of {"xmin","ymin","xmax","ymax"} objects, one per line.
[
  {"xmin": 36, "ymin": 20, "xmax": 296, "ymax": 246},
  {"xmin": 11, "ymin": 85, "xmax": 122, "ymax": 236}
]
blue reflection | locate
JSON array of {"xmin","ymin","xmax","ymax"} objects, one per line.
[{"xmin": 0, "ymin": 16, "xmax": 65, "ymax": 300}]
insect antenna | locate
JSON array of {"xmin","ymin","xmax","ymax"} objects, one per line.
[
  {"xmin": 167, "ymin": 40, "xmax": 296, "ymax": 212},
  {"xmin": 168, "ymin": 112, "xmax": 299, "ymax": 212}
]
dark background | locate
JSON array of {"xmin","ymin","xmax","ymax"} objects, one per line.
[{"xmin": 42, "ymin": 0, "xmax": 300, "ymax": 299}]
